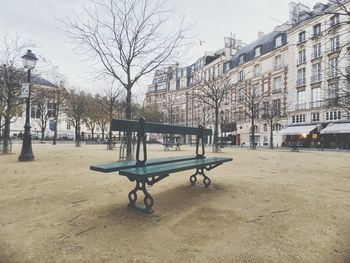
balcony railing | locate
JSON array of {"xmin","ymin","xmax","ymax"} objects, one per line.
[
  {"xmin": 328, "ymin": 71, "xmax": 339, "ymax": 79},
  {"xmin": 273, "ymin": 64, "xmax": 284, "ymax": 71},
  {"xmin": 329, "ymin": 21, "xmax": 341, "ymax": 30},
  {"xmin": 272, "ymin": 88, "xmax": 281, "ymax": 94},
  {"xmin": 296, "ymin": 78, "xmax": 306, "ymax": 87},
  {"xmin": 296, "ymin": 58, "xmax": 306, "ymax": 65},
  {"xmin": 310, "ymin": 101, "xmax": 323, "ymax": 108},
  {"xmin": 327, "ymin": 45, "xmax": 341, "ymax": 54},
  {"xmin": 295, "ymin": 103, "xmax": 306, "ymax": 110},
  {"xmin": 311, "ymin": 52, "xmax": 322, "ymax": 60},
  {"xmin": 310, "ymin": 74, "xmax": 322, "ymax": 83}
]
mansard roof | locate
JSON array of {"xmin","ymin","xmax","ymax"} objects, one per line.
[{"xmin": 229, "ymin": 29, "xmax": 288, "ymax": 69}]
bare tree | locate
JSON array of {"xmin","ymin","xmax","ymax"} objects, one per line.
[
  {"xmin": 136, "ymin": 101, "xmax": 163, "ymax": 123},
  {"xmin": 162, "ymin": 96, "xmax": 180, "ymax": 125},
  {"xmin": 99, "ymin": 84, "xmax": 123, "ymax": 150},
  {"xmin": 63, "ymin": 0, "xmax": 187, "ymax": 159},
  {"xmin": 84, "ymin": 94, "xmax": 99, "ymax": 140},
  {"xmin": 0, "ymin": 36, "xmax": 31, "ymax": 154},
  {"xmin": 65, "ymin": 89, "xmax": 88, "ymax": 147},
  {"xmin": 261, "ymin": 99, "xmax": 284, "ymax": 149},
  {"xmin": 46, "ymin": 72, "xmax": 68, "ymax": 145},
  {"xmin": 234, "ymin": 80, "xmax": 266, "ymax": 149},
  {"xmin": 192, "ymin": 73, "xmax": 233, "ymax": 152},
  {"xmin": 31, "ymin": 87, "xmax": 52, "ymax": 142},
  {"xmin": 95, "ymin": 94, "xmax": 108, "ymax": 141}
]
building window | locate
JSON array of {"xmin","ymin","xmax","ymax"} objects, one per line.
[
  {"xmin": 313, "ymin": 23, "xmax": 321, "ymax": 36},
  {"xmin": 311, "ymin": 112, "xmax": 320, "ymax": 122},
  {"xmin": 274, "ymin": 55, "xmax": 282, "ymax": 69},
  {"xmin": 311, "ymin": 63, "xmax": 322, "ymax": 82},
  {"xmin": 329, "ymin": 57, "xmax": 338, "ymax": 77},
  {"xmin": 326, "ymin": 110, "xmax": 341, "ymax": 121},
  {"xmin": 330, "ymin": 14, "xmax": 340, "ymax": 27},
  {"xmin": 239, "ymin": 70, "xmax": 244, "ymax": 81},
  {"xmin": 311, "ymin": 87, "xmax": 321, "ymax": 108},
  {"xmin": 298, "ymin": 49, "xmax": 306, "ymax": 64},
  {"xmin": 67, "ymin": 122, "xmax": 71, "ymax": 130},
  {"xmin": 330, "ymin": 36, "xmax": 340, "ymax": 51},
  {"xmin": 239, "ymin": 88, "xmax": 244, "ymax": 102},
  {"xmin": 272, "ymin": 99, "xmax": 281, "ymax": 116},
  {"xmin": 274, "ymin": 124, "xmax": 282, "ymax": 131},
  {"xmin": 254, "ymin": 64, "xmax": 261, "ymax": 77},
  {"xmin": 292, "ymin": 114, "xmax": 306, "ymax": 124},
  {"xmin": 313, "ymin": 43, "xmax": 321, "ymax": 59},
  {"xmin": 48, "ymin": 102, "xmax": 56, "ymax": 118},
  {"xmin": 297, "ymin": 90, "xmax": 305, "ymax": 109},
  {"xmin": 297, "ymin": 68, "xmax": 306, "ymax": 86},
  {"xmin": 31, "ymin": 105, "xmax": 40, "ymax": 119},
  {"xmin": 263, "ymin": 123, "xmax": 267, "ymax": 132},
  {"xmin": 239, "ymin": 54, "xmax": 245, "ymax": 65},
  {"xmin": 298, "ymin": 31, "xmax": 306, "ymax": 43},
  {"xmin": 275, "ymin": 35, "xmax": 282, "ymax": 47},
  {"xmin": 254, "ymin": 46, "xmax": 261, "ymax": 57},
  {"xmin": 273, "ymin": 77, "xmax": 281, "ymax": 93}
]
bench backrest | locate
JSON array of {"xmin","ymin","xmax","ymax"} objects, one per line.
[
  {"xmin": 112, "ymin": 118, "xmax": 211, "ymax": 167},
  {"xmin": 111, "ymin": 119, "xmax": 212, "ymax": 136}
]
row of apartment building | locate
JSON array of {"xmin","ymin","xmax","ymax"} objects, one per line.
[{"xmin": 146, "ymin": 1, "xmax": 350, "ymax": 149}]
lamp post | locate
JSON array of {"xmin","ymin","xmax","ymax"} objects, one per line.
[{"xmin": 18, "ymin": 49, "xmax": 38, "ymax": 162}]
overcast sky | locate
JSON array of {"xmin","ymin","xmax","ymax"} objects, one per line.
[{"xmin": 0, "ymin": 0, "xmax": 319, "ymax": 99}]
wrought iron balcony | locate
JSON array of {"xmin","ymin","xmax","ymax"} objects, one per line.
[
  {"xmin": 296, "ymin": 78, "xmax": 306, "ymax": 87},
  {"xmin": 327, "ymin": 45, "xmax": 341, "ymax": 54},
  {"xmin": 328, "ymin": 71, "xmax": 339, "ymax": 79},
  {"xmin": 310, "ymin": 74, "xmax": 322, "ymax": 83},
  {"xmin": 311, "ymin": 52, "xmax": 322, "ymax": 60},
  {"xmin": 273, "ymin": 64, "xmax": 284, "ymax": 71},
  {"xmin": 295, "ymin": 103, "xmax": 306, "ymax": 111},
  {"xmin": 296, "ymin": 58, "xmax": 306, "ymax": 65},
  {"xmin": 310, "ymin": 101, "xmax": 322, "ymax": 108}
]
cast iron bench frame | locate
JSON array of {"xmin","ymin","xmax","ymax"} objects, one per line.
[
  {"xmin": 163, "ymin": 135, "xmax": 182, "ymax": 151},
  {"xmin": 90, "ymin": 118, "xmax": 232, "ymax": 213}
]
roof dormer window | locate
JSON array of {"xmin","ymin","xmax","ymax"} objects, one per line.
[
  {"xmin": 298, "ymin": 31, "xmax": 306, "ymax": 43},
  {"xmin": 254, "ymin": 46, "xmax": 262, "ymax": 57},
  {"xmin": 275, "ymin": 35, "xmax": 282, "ymax": 48},
  {"xmin": 239, "ymin": 54, "xmax": 245, "ymax": 65}
]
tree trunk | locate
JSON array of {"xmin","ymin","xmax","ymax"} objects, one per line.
[
  {"xmin": 108, "ymin": 117, "xmax": 113, "ymax": 150},
  {"xmin": 125, "ymin": 87, "xmax": 133, "ymax": 160},
  {"xmin": 213, "ymin": 107, "xmax": 219, "ymax": 152},
  {"xmin": 53, "ymin": 107, "xmax": 59, "ymax": 145},
  {"xmin": 101, "ymin": 128, "xmax": 105, "ymax": 140},
  {"xmin": 41, "ymin": 127, "xmax": 45, "ymax": 143},
  {"xmin": 251, "ymin": 117, "xmax": 256, "ymax": 150},
  {"xmin": 2, "ymin": 116, "xmax": 11, "ymax": 154},
  {"xmin": 91, "ymin": 128, "xmax": 94, "ymax": 139},
  {"xmin": 269, "ymin": 118, "xmax": 274, "ymax": 149}
]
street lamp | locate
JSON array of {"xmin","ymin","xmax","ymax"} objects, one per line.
[{"xmin": 18, "ymin": 49, "xmax": 38, "ymax": 162}]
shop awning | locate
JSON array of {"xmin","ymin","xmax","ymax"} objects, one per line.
[
  {"xmin": 320, "ymin": 123, "xmax": 350, "ymax": 134},
  {"xmin": 279, "ymin": 125, "xmax": 318, "ymax": 136}
]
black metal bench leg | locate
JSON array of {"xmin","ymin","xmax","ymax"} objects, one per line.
[
  {"xmin": 190, "ymin": 168, "xmax": 211, "ymax": 187},
  {"xmin": 127, "ymin": 179, "xmax": 154, "ymax": 214},
  {"xmin": 190, "ymin": 169, "xmax": 199, "ymax": 186}
]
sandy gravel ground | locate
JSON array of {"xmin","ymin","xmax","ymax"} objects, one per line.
[{"xmin": 0, "ymin": 143, "xmax": 350, "ymax": 263}]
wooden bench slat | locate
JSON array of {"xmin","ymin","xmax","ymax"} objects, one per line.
[
  {"xmin": 111, "ymin": 119, "xmax": 212, "ymax": 135},
  {"xmin": 90, "ymin": 156, "xmax": 201, "ymax": 173},
  {"xmin": 119, "ymin": 157, "xmax": 233, "ymax": 178}
]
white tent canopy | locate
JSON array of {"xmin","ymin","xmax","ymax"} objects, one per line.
[
  {"xmin": 320, "ymin": 123, "xmax": 350, "ymax": 134},
  {"xmin": 279, "ymin": 125, "xmax": 318, "ymax": 136}
]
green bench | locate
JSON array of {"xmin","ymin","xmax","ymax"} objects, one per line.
[{"xmin": 90, "ymin": 118, "xmax": 233, "ymax": 213}]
